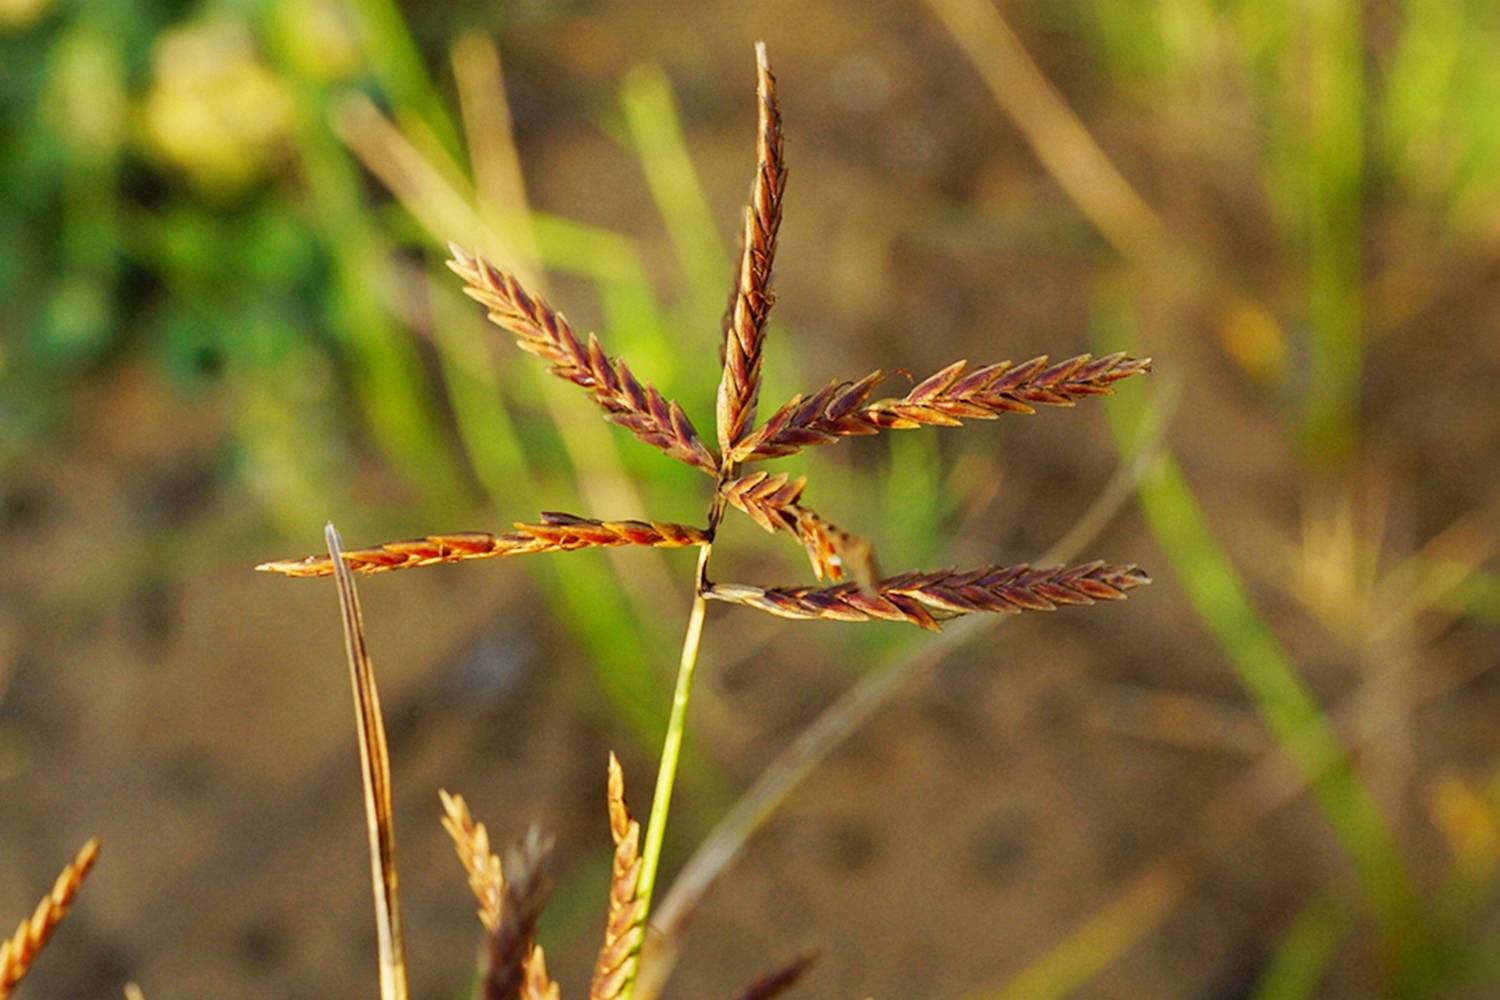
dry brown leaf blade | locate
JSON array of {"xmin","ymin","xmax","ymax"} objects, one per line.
[
  {"xmin": 327, "ymin": 523, "xmax": 410, "ymax": 1000},
  {"xmin": 258, "ymin": 516, "xmax": 710, "ymax": 578},
  {"xmin": 717, "ymin": 41, "xmax": 787, "ymax": 457},
  {"xmin": 0, "ymin": 838, "xmax": 99, "ymax": 1000}
]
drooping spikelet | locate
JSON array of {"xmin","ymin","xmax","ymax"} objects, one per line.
[
  {"xmin": 705, "ymin": 561, "xmax": 1150, "ymax": 630},
  {"xmin": 448, "ymin": 245, "xmax": 718, "ymax": 474},
  {"xmin": 589, "ymin": 753, "xmax": 644, "ymax": 1000},
  {"xmin": 0, "ymin": 838, "xmax": 99, "ymax": 1000},
  {"xmin": 720, "ymin": 472, "xmax": 876, "ymax": 587},
  {"xmin": 257, "ymin": 514, "xmax": 710, "ymax": 578},
  {"xmin": 733, "ymin": 353, "xmax": 1151, "ymax": 462},
  {"xmin": 716, "ymin": 41, "xmax": 786, "ymax": 457}
]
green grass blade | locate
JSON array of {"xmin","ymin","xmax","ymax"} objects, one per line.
[
  {"xmin": 1250, "ymin": 892, "xmax": 1352, "ymax": 1000},
  {"xmin": 1092, "ymin": 287, "xmax": 1421, "ymax": 962}
]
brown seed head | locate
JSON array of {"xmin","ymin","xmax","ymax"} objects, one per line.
[
  {"xmin": 0, "ymin": 838, "xmax": 99, "ymax": 999},
  {"xmin": 257, "ymin": 515, "xmax": 710, "ymax": 578},
  {"xmin": 716, "ymin": 42, "xmax": 787, "ymax": 458},
  {"xmin": 705, "ymin": 561, "xmax": 1150, "ymax": 630},
  {"xmin": 734, "ymin": 353, "xmax": 1151, "ymax": 462},
  {"xmin": 449, "ymin": 244, "xmax": 718, "ymax": 474}
]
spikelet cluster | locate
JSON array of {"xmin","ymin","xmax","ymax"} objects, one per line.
[
  {"xmin": 260, "ymin": 43, "xmax": 1149, "ymax": 636},
  {"xmin": 0, "ymin": 839, "xmax": 99, "ymax": 1000}
]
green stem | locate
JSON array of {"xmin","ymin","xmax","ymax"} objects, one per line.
[{"xmin": 627, "ymin": 542, "xmax": 713, "ymax": 997}]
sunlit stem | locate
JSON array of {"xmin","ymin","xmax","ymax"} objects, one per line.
[{"xmin": 625, "ymin": 541, "xmax": 713, "ymax": 999}]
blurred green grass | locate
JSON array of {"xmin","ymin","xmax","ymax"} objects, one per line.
[{"xmin": 4, "ymin": 0, "xmax": 1500, "ymax": 997}]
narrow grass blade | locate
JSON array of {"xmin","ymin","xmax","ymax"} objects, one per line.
[
  {"xmin": 1250, "ymin": 892, "xmax": 1352, "ymax": 1000},
  {"xmin": 1092, "ymin": 289, "xmax": 1420, "ymax": 960},
  {"xmin": 326, "ymin": 523, "xmax": 409, "ymax": 1000}
]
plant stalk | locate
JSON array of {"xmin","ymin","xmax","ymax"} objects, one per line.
[{"xmin": 626, "ymin": 540, "xmax": 714, "ymax": 998}]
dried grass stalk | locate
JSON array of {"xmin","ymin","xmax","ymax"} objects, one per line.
[
  {"xmin": 727, "ymin": 951, "xmax": 819, "ymax": 1000},
  {"xmin": 448, "ymin": 244, "xmax": 718, "ymax": 474},
  {"xmin": 439, "ymin": 790, "xmax": 505, "ymax": 932},
  {"xmin": 704, "ymin": 561, "xmax": 1150, "ymax": 630},
  {"xmin": 733, "ymin": 353, "xmax": 1151, "ymax": 462},
  {"xmin": 521, "ymin": 945, "xmax": 561, "ymax": 1000},
  {"xmin": 720, "ymin": 473, "xmax": 876, "ymax": 587},
  {"xmin": 258, "ymin": 514, "xmax": 710, "ymax": 578},
  {"xmin": 716, "ymin": 42, "xmax": 786, "ymax": 457},
  {"xmin": 485, "ymin": 828, "xmax": 554, "ymax": 1000},
  {"xmin": 0, "ymin": 838, "xmax": 99, "ymax": 1000},
  {"xmin": 590, "ymin": 753, "xmax": 645, "ymax": 1000},
  {"xmin": 327, "ymin": 524, "xmax": 409, "ymax": 1000}
]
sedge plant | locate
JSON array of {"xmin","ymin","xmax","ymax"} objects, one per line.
[{"xmin": 257, "ymin": 43, "xmax": 1151, "ymax": 1000}]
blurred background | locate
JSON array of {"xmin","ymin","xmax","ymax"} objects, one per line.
[{"xmin": 2, "ymin": 0, "xmax": 1499, "ymax": 997}]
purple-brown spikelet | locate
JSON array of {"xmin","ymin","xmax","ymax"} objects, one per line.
[
  {"xmin": 590, "ymin": 754, "xmax": 645, "ymax": 1000},
  {"xmin": 705, "ymin": 561, "xmax": 1150, "ymax": 631},
  {"xmin": 716, "ymin": 42, "xmax": 786, "ymax": 458},
  {"xmin": 257, "ymin": 514, "xmax": 710, "ymax": 578},
  {"xmin": 733, "ymin": 353, "xmax": 1151, "ymax": 462},
  {"xmin": 448, "ymin": 245, "xmax": 718, "ymax": 474},
  {"xmin": 720, "ymin": 472, "xmax": 876, "ymax": 587}
]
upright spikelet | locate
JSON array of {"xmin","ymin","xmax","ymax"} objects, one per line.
[
  {"xmin": 260, "ymin": 42, "xmax": 1150, "ymax": 1000},
  {"xmin": 485, "ymin": 829, "xmax": 554, "ymax": 1000},
  {"xmin": 590, "ymin": 754, "xmax": 644, "ymax": 1000},
  {"xmin": 438, "ymin": 786, "xmax": 553, "ymax": 1000},
  {"xmin": 448, "ymin": 245, "xmax": 718, "ymax": 474},
  {"xmin": 716, "ymin": 41, "xmax": 786, "ymax": 457},
  {"xmin": 0, "ymin": 838, "xmax": 99, "ymax": 1000},
  {"xmin": 733, "ymin": 353, "xmax": 1151, "ymax": 462},
  {"xmin": 439, "ymin": 790, "xmax": 505, "ymax": 932},
  {"xmin": 328, "ymin": 524, "xmax": 410, "ymax": 1000},
  {"xmin": 258, "ymin": 514, "xmax": 709, "ymax": 578}
]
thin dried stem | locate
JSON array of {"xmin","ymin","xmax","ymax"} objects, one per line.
[
  {"xmin": 922, "ymin": 0, "xmax": 1165, "ymax": 259},
  {"xmin": 735, "ymin": 353, "xmax": 1150, "ymax": 462},
  {"xmin": 705, "ymin": 561, "xmax": 1149, "ymax": 631},
  {"xmin": 521, "ymin": 945, "xmax": 562, "ymax": 1000},
  {"xmin": 716, "ymin": 41, "xmax": 786, "ymax": 457},
  {"xmin": 449, "ymin": 245, "xmax": 718, "ymax": 473},
  {"xmin": 258, "ymin": 514, "xmax": 709, "ymax": 578},
  {"xmin": 721, "ymin": 472, "xmax": 875, "ymax": 587},
  {"xmin": 0, "ymin": 839, "xmax": 99, "ymax": 1000},
  {"xmin": 590, "ymin": 754, "xmax": 645, "ymax": 1000},
  {"xmin": 727, "ymin": 951, "xmax": 819, "ymax": 1000},
  {"xmin": 327, "ymin": 523, "xmax": 409, "ymax": 1000}
]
